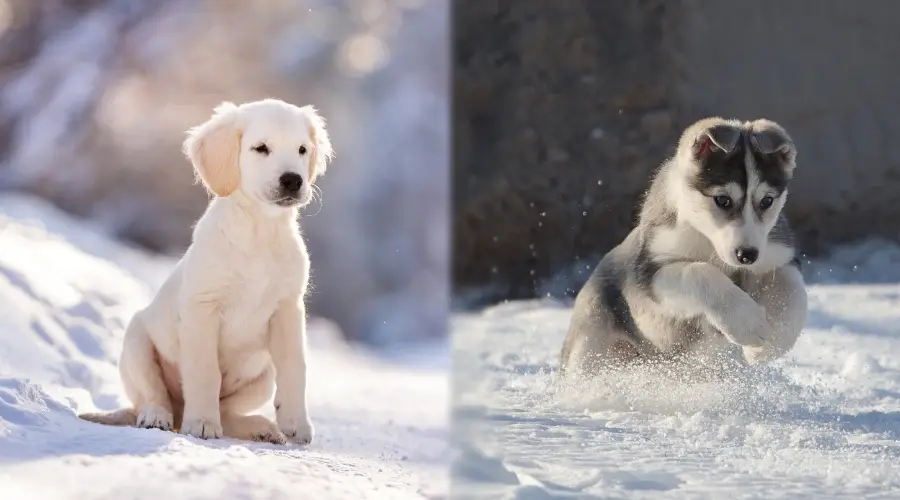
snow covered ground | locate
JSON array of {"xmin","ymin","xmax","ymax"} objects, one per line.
[
  {"xmin": 0, "ymin": 194, "xmax": 449, "ymax": 500},
  {"xmin": 452, "ymin": 267, "xmax": 900, "ymax": 498}
]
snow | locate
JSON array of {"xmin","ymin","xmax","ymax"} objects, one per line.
[
  {"xmin": 452, "ymin": 278, "xmax": 900, "ymax": 498},
  {"xmin": 0, "ymin": 194, "xmax": 448, "ymax": 500}
]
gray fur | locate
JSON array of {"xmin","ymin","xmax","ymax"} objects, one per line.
[{"xmin": 769, "ymin": 213, "xmax": 795, "ymax": 247}]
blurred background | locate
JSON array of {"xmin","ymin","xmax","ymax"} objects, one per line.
[
  {"xmin": 0, "ymin": 0, "xmax": 449, "ymax": 347},
  {"xmin": 454, "ymin": 0, "xmax": 900, "ymax": 305}
]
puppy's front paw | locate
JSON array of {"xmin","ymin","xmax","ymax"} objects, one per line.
[
  {"xmin": 277, "ymin": 411, "xmax": 314, "ymax": 445},
  {"xmin": 253, "ymin": 428, "xmax": 289, "ymax": 446},
  {"xmin": 712, "ymin": 299, "xmax": 769, "ymax": 348},
  {"xmin": 181, "ymin": 417, "xmax": 223, "ymax": 439},
  {"xmin": 136, "ymin": 404, "xmax": 173, "ymax": 431},
  {"xmin": 223, "ymin": 414, "xmax": 288, "ymax": 445}
]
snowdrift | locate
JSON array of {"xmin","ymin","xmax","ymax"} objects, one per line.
[
  {"xmin": 0, "ymin": 194, "xmax": 448, "ymax": 500},
  {"xmin": 452, "ymin": 289, "xmax": 900, "ymax": 499}
]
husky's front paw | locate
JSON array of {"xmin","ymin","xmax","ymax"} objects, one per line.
[
  {"xmin": 276, "ymin": 410, "xmax": 314, "ymax": 444},
  {"xmin": 711, "ymin": 298, "xmax": 769, "ymax": 348},
  {"xmin": 742, "ymin": 344, "xmax": 778, "ymax": 365},
  {"xmin": 181, "ymin": 416, "xmax": 223, "ymax": 439}
]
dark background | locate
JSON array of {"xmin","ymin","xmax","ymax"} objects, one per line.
[{"xmin": 454, "ymin": 0, "xmax": 900, "ymax": 305}]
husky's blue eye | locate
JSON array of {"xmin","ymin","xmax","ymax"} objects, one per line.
[
  {"xmin": 759, "ymin": 196, "xmax": 774, "ymax": 210},
  {"xmin": 713, "ymin": 195, "xmax": 732, "ymax": 209}
]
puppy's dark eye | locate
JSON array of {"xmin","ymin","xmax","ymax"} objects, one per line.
[
  {"xmin": 252, "ymin": 144, "xmax": 270, "ymax": 155},
  {"xmin": 759, "ymin": 195, "xmax": 774, "ymax": 210},
  {"xmin": 713, "ymin": 195, "xmax": 732, "ymax": 209},
  {"xmin": 299, "ymin": 145, "xmax": 307, "ymax": 156}
]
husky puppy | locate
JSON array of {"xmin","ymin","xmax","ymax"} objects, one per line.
[{"xmin": 560, "ymin": 117, "xmax": 808, "ymax": 376}]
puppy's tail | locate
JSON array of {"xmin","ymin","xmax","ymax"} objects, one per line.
[{"xmin": 78, "ymin": 408, "xmax": 137, "ymax": 427}]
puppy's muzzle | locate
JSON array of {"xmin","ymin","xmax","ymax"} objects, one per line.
[
  {"xmin": 279, "ymin": 172, "xmax": 303, "ymax": 194},
  {"xmin": 274, "ymin": 172, "xmax": 305, "ymax": 207},
  {"xmin": 735, "ymin": 247, "xmax": 759, "ymax": 265}
]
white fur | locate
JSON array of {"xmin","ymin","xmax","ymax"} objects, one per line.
[
  {"xmin": 79, "ymin": 99, "xmax": 333, "ymax": 444},
  {"xmin": 651, "ymin": 261, "xmax": 769, "ymax": 348},
  {"xmin": 740, "ymin": 264, "xmax": 808, "ymax": 363}
]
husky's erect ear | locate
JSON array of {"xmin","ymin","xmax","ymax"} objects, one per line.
[
  {"xmin": 300, "ymin": 105, "xmax": 333, "ymax": 182},
  {"xmin": 678, "ymin": 117, "xmax": 742, "ymax": 162},
  {"xmin": 694, "ymin": 124, "xmax": 741, "ymax": 159},
  {"xmin": 183, "ymin": 102, "xmax": 242, "ymax": 197},
  {"xmin": 748, "ymin": 119, "xmax": 797, "ymax": 168}
]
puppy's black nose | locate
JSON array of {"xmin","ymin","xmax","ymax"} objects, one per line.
[
  {"xmin": 279, "ymin": 172, "xmax": 303, "ymax": 193},
  {"xmin": 735, "ymin": 247, "xmax": 759, "ymax": 265}
]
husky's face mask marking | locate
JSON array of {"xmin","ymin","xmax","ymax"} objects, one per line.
[{"xmin": 677, "ymin": 119, "xmax": 797, "ymax": 268}]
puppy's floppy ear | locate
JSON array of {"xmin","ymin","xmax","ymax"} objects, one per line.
[
  {"xmin": 694, "ymin": 124, "xmax": 741, "ymax": 159},
  {"xmin": 749, "ymin": 119, "xmax": 797, "ymax": 168},
  {"xmin": 183, "ymin": 102, "xmax": 242, "ymax": 197},
  {"xmin": 301, "ymin": 105, "xmax": 334, "ymax": 181}
]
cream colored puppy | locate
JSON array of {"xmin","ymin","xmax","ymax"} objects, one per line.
[{"xmin": 80, "ymin": 98, "xmax": 333, "ymax": 445}]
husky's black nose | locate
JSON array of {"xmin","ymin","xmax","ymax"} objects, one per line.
[
  {"xmin": 279, "ymin": 172, "xmax": 303, "ymax": 193},
  {"xmin": 735, "ymin": 247, "xmax": 759, "ymax": 265}
]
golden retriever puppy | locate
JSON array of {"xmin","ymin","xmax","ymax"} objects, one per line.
[{"xmin": 79, "ymin": 98, "xmax": 333, "ymax": 445}]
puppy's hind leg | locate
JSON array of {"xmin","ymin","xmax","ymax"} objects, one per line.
[
  {"xmin": 220, "ymin": 364, "xmax": 286, "ymax": 445},
  {"xmin": 561, "ymin": 330, "xmax": 638, "ymax": 379},
  {"xmin": 119, "ymin": 316, "xmax": 175, "ymax": 430},
  {"xmin": 561, "ymin": 290, "xmax": 640, "ymax": 379},
  {"xmin": 79, "ymin": 316, "xmax": 173, "ymax": 429},
  {"xmin": 741, "ymin": 264, "xmax": 808, "ymax": 364}
]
